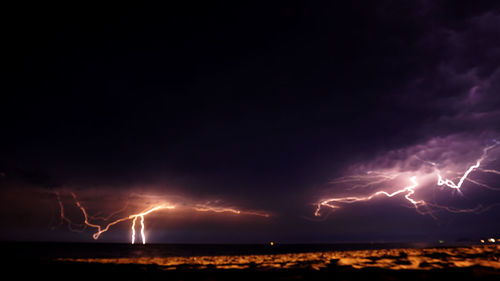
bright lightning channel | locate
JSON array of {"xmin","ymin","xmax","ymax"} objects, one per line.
[
  {"xmin": 315, "ymin": 176, "xmax": 424, "ymax": 216},
  {"xmin": 315, "ymin": 142, "xmax": 500, "ymax": 217},
  {"xmin": 56, "ymin": 193, "xmax": 270, "ymax": 243},
  {"xmin": 60, "ymin": 192, "xmax": 175, "ymax": 244},
  {"xmin": 436, "ymin": 143, "xmax": 498, "ymax": 190}
]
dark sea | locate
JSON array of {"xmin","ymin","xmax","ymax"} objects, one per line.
[{"xmin": 2, "ymin": 241, "xmax": 450, "ymax": 260}]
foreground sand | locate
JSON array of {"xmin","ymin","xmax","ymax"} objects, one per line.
[
  {"xmin": 6, "ymin": 245, "xmax": 500, "ymax": 280},
  {"xmin": 58, "ymin": 244, "xmax": 500, "ymax": 270}
]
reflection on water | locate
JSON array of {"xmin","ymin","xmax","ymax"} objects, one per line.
[{"xmin": 58, "ymin": 245, "xmax": 500, "ymax": 270}]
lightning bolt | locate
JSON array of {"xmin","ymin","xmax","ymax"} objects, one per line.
[
  {"xmin": 315, "ymin": 141, "xmax": 500, "ymax": 217},
  {"xmin": 55, "ymin": 193, "xmax": 270, "ymax": 243},
  {"xmin": 315, "ymin": 176, "xmax": 426, "ymax": 216},
  {"xmin": 56, "ymin": 192, "xmax": 175, "ymax": 244},
  {"xmin": 436, "ymin": 143, "xmax": 498, "ymax": 190},
  {"xmin": 193, "ymin": 206, "xmax": 242, "ymax": 214},
  {"xmin": 479, "ymin": 169, "xmax": 500, "ymax": 175},
  {"xmin": 128, "ymin": 204, "xmax": 173, "ymax": 244},
  {"xmin": 193, "ymin": 205, "xmax": 270, "ymax": 218},
  {"xmin": 54, "ymin": 191, "xmax": 86, "ymax": 232}
]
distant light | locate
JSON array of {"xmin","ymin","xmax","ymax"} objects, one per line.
[
  {"xmin": 438, "ymin": 240, "xmax": 444, "ymax": 244},
  {"xmin": 488, "ymin": 238, "xmax": 495, "ymax": 243},
  {"xmin": 480, "ymin": 239, "xmax": 485, "ymax": 243},
  {"xmin": 270, "ymin": 241, "xmax": 274, "ymax": 246}
]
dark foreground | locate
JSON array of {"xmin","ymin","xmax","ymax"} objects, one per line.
[
  {"xmin": 3, "ymin": 244, "xmax": 500, "ymax": 281},
  {"xmin": 6, "ymin": 259, "xmax": 500, "ymax": 281}
]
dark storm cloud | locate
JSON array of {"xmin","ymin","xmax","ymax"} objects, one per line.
[
  {"xmin": 314, "ymin": 2, "xmax": 500, "ymax": 238},
  {"xmin": 387, "ymin": 8, "xmax": 500, "ymax": 134},
  {"xmin": 2, "ymin": 1, "xmax": 500, "ymax": 242}
]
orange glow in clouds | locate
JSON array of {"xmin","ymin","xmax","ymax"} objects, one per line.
[
  {"xmin": 67, "ymin": 192, "xmax": 175, "ymax": 244},
  {"xmin": 56, "ymin": 192, "xmax": 269, "ymax": 243},
  {"xmin": 129, "ymin": 204, "xmax": 175, "ymax": 244}
]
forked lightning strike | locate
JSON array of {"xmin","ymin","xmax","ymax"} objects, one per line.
[
  {"xmin": 436, "ymin": 143, "xmax": 498, "ymax": 190},
  {"xmin": 128, "ymin": 205, "xmax": 175, "ymax": 244},
  {"xmin": 56, "ymin": 193, "xmax": 270, "ymax": 243},
  {"xmin": 315, "ymin": 142, "xmax": 500, "ymax": 217},
  {"xmin": 315, "ymin": 176, "xmax": 425, "ymax": 216},
  {"xmin": 58, "ymin": 192, "xmax": 175, "ymax": 244}
]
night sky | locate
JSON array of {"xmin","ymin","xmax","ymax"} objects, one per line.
[{"xmin": 2, "ymin": 1, "xmax": 500, "ymax": 243}]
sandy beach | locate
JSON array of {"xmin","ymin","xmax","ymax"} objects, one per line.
[{"xmin": 5, "ymin": 244, "xmax": 500, "ymax": 281}]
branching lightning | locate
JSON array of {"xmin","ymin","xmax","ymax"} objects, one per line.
[
  {"xmin": 56, "ymin": 192, "xmax": 175, "ymax": 244},
  {"xmin": 479, "ymin": 169, "xmax": 500, "ymax": 175},
  {"xmin": 128, "ymin": 205, "xmax": 174, "ymax": 244},
  {"xmin": 436, "ymin": 143, "xmax": 498, "ymax": 190},
  {"xmin": 55, "ymin": 192, "xmax": 270, "ymax": 243},
  {"xmin": 194, "ymin": 205, "xmax": 270, "ymax": 218},
  {"xmin": 315, "ymin": 141, "xmax": 500, "ymax": 217},
  {"xmin": 315, "ymin": 176, "xmax": 428, "ymax": 217}
]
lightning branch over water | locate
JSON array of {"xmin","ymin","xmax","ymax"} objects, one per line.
[
  {"xmin": 315, "ymin": 141, "xmax": 500, "ymax": 217},
  {"xmin": 55, "ymin": 192, "xmax": 270, "ymax": 243},
  {"xmin": 58, "ymin": 192, "xmax": 175, "ymax": 244},
  {"xmin": 128, "ymin": 205, "xmax": 173, "ymax": 244}
]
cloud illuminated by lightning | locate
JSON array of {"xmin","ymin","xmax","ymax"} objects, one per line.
[
  {"xmin": 315, "ymin": 176, "xmax": 429, "ymax": 217},
  {"xmin": 436, "ymin": 142, "xmax": 499, "ymax": 190},
  {"xmin": 61, "ymin": 192, "xmax": 175, "ymax": 244},
  {"xmin": 315, "ymin": 138, "xmax": 500, "ymax": 218},
  {"xmin": 55, "ymin": 191, "xmax": 270, "ymax": 243}
]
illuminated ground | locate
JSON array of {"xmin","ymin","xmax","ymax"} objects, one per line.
[{"xmin": 58, "ymin": 245, "xmax": 500, "ymax": 270}]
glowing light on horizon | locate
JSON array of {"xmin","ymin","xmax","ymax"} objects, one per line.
[
  {"xmin": 315, "ymin": 141, "xmax": 500, "ymax": 217},
  {"xmin": 56, "ymin": 193, "xmax": 270, "ymax": 243},
  {"xmin": 57, "ymin": 192, "xmax": 175, "ymax": 244},
  {"xmin": 128, "ymin": 204, "xmax": 174, "ymax": 244}
]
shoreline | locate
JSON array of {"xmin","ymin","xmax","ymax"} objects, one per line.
[
  {"xmin": 3, "ymin": 244, "xmax": 500, "ymax": 280},
  {"xmin": 54, "ymin": 244, "xmax": 500, "ymax": 270}
]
